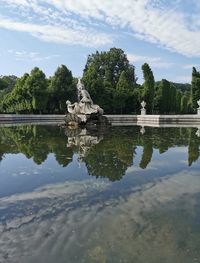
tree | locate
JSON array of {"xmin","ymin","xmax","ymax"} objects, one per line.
[
  {"xmin": 169, "ymin": 84, "xmax": 177, "ymax": 113},
  {"xmin": 82, "ymin": 48, "xmax": 137, "ymax": 113},
  {"xmin": 176, "ymin": 91, "xmax": 182, "ymax": 114},
  {"xmin": 159, "ymin": 79, "xmax": 171, "ymax": 113},
  {"xmin": 181, "ymin": 95, "xmax": 188, "ymax": 114},
  {"xmin": 191, "ymin": 67, "xmax": 200, "ymax": 109},
  {"xmin": 26, "ymin": 67, "xmax": 48, "ymax": 113},
  {"xmin": 0, "ymin": 78, "xmax": 8, "ymax": 90},
  {"xmin": 141, "ymin": 63, "xmax": 155, "ymax": 113},
  {"xmin": 48, "ymin": 65, "xmax": 75, "ymax": 113},
  {"xmin": 0, "ymin": 73, "xmax": 31, "ymax": 113},
  {"xmin": 114, "ymin": 71, "xmax": 135, "ymax": 113}
]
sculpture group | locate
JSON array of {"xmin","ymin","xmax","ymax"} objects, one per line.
[
  {"xmin": 65, "ymin": 78, "xmax": 107, "ymax": 126},
  {"xmin": 66, "ymin": 79, "xmax": 103, "ymax": 116}
]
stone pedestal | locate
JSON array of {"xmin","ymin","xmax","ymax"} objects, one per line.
[
  {"xmin": 197, "ymin": 108, "xmax": 200, "ymax": 115},
  {"xmin": 141, "ymin": 109, "xmax": 146, "ymax": 115}
]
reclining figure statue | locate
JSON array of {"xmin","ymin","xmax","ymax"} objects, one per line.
[{"xmin": 66, "ymin": 79, "xmax": 103, "ymax": 115}]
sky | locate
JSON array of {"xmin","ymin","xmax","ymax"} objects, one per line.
[{"xmin": 0, "ymin": 0, "xmax": 200, "ymax": 84}]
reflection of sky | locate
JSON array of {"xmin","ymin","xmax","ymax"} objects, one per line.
[
  {"xmin": 0, "ymin": 170, "xmax": 200, "ymax": 263},
  {"xmin": 0, "ymin": 144, "xmax": 200, "ymax": 198},
  {"xmin": 1, "ymin": 126, "xmax": 200, "ymax": 262},
  {"xmin": 0, "ymin": 153, "xmax": 90, "ymax": 198}
]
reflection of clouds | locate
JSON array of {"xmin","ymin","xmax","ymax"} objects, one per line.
[
  {"xmin": 0, "ymin": 171, "xmax": 200, "ymax": 262},
  {"xmin": 170, "ymin": 147, "xmax": 187, "ymax": 153},
  {"xmin": 126, "ymin": 166, "xmax": 142, "ymax": 173},
  {"xmin": 148, "ymin": 159, "xmax": 171, "ymax": 168},
  {"xmin": 179, "ymin": 160, "xmax": 188, "ymax": 165}
]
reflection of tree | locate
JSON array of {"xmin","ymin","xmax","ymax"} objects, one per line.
[
  {"xmin": 140, "ymin": 142, "xmax": 153, "ymax": 169},
  {"xmin": 139, "ymin": 128, "xmax": 153, "ymax": 169},
  {"xmin": 0, "ymin": 125, "xmax": 200, "ymax": 180},
  {"xmin": 0, "ymin": 125, "xmax": 73, "ymax": 167},
  {"xmin": 188, "ymin": 129, "xmax": 200, "ymax": 166},
  {"xmin": 83, "ymin": 128, "xmax": 135, "ymax": 181}
]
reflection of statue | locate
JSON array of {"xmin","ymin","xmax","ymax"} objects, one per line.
[
  {"xmin": 65, "ymin": 78, "xmax": 105, "ymax": 125},
  {"xmin": 195, "ymin": 127, "xmax": 200, "ymax": 137},
  {"xmin": 140, "ymin": 126, "xmax": 145, "ymax": 135},
  {"xmin": 66, "ymin": 128, "xmax": 103, "ymax": 160}
]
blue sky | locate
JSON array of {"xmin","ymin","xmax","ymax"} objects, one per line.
[{"xmin": 0, "ymin": 0, "xmax": 200, "ymax": 84}]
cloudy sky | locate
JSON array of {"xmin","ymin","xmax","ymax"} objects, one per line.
[{"xmin": 0, "ymin": 0, "xmax": 200, "ymax": 83}]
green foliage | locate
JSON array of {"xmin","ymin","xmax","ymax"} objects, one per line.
[
  {"xmin": 188, "ymin": 129, "xmax": 200, "ymax": 166},
  {"xmin": 181, "ymin": 95, "xmax": 188, "ymax": 114},
  {"xmin": 156, "ymin": 79, "xmax": 170, "ymax": 113},
  {"xmin": 48, "ymin": 65, "xmax": 75, "ymax": 113},
  {"xmin": 0, "ymin": 73, "xmax": 30, "ymax": 113},
  {"xmin": 0, "ymin": 69, "xmax": 48, "ymax": 113},
  {"xmin": 169, "ymin": 84, "xmax": 177, "ymax": 113},
  {"xmin": 114, "ymin": 71, "xmax": 135, "ymax": 113},
  {"xmin": 141, "ymin": 63, "xmax": 155, "ymax": 113},
  {"xmin": 191, "ymin": 67, "xmax": 200, "ymax": 109},
  {"xmin": 176, "ymin": 91, "xmax": 182, "ymax": 114},
  {"xmin": 82, "ymin": 47, "xmax": 138, "ymax": 113},
  {"xmin": 154, "ymin": 80, "xmax": 180, "ymax": 114},
  {"xmin": 0, "ymin": 75, "xmax": 17, "ymax": 91},
  {"xmin": 0, "ymin": 78, "xmax": 8, "ymax": 90},
  {"xmin": 26, "ymin": 67, "xmax": 48, "ymax": 113}
]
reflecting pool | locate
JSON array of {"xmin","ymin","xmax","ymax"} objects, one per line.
[{"xmin": 0, "ymin": 124, "xmax": 200, "ymax": 263}]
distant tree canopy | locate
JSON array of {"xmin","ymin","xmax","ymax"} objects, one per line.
[
  {"xmin": 0, "ymin": 75, "xmax": 17, "ymax": 91},
  {"xmin": 82, "ymin": 48, "xmax": 139, "ymax": 113},
  {"xmin": 0, "ymin": 47, "xmax": 199, "ymax": 114}
]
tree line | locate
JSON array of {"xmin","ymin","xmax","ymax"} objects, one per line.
[{"xmin": 0, "ymin": 47, "xmax": 199, "ymax": 114}]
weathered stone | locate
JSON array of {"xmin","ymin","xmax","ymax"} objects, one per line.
[{"xmin": 65, "ymin": 78, "xmax": 108, "ymax": 127}]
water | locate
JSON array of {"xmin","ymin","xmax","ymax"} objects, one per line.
[{"xmin": 0, "ymin": 124, "xmax": 200, "ymax": 263}]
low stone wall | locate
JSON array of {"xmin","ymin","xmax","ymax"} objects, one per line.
[
  {"xmin": 137, "ymin": 114, "xmax": 200, "ymax": 126},
  {"xmin": 0, "ymin": 114, "xmax": 64, "ymax": 124},
  {"xmin": 0, "ymin": 114, "xmax": 200, "ymax": 126},
  {"xmin": 105, "ymin": 115, "xmax": 137, "ymax": 126}
]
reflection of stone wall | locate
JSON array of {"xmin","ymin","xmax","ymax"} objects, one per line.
[{"xmin": 0, "ymin": 171, "xmax": 200, "ymax": 262}]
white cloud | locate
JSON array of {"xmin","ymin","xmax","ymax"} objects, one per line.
[
  {"xmin": 0, "ymin": 16, "xmax": 113, "ymax": 47},
  {"xmin": 1, "ymin": 0, "xmax": 200, "ymax": 57},
  {"xmin": 41, "ymin": 0, "xmax": 200, "ymax": 57},
  {"xmin": 127, "ymin": 53, "xmax": 173, "ymax": 69},
  {"xmin": 7, "ymin": 49, "xmax": 60, "ymax": 61},
  {"xmin": 3, "ymin": 0, "xmax": 29, "ymax": 6}
]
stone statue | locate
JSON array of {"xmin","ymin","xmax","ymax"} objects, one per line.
[
  {"xmin": 141, "ymin": 101, "xmax": 146, "ymax": 115},
  {"xmin": 65, "ymin": 78, "xmax": 107, "ymax": 126},
  {"xmin": 66, "ymin": 100, "xmax": 81, "ymax": 114},
  {"xmin": 197, "ymin": 99, "xmax": 200, "ymax": 115},
  {"xmin": 77, "ymin": 78, "xmax": 103, "ymax": 115}
]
